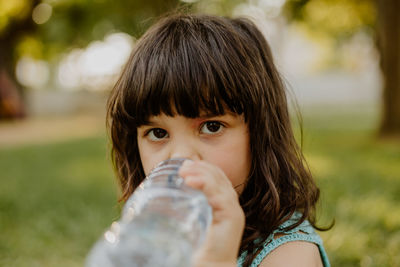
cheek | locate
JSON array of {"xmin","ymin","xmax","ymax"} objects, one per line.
[
  {"xmin": 137, "ymin": 140, "xmax": 156, "ymax": 176},
  {"xmin": 208, "ymin": 142, "xmax": 251, "ymax": 187},
  {"xmin": 220, "ymin": 155, "xmax": 250, "ymax": 186},
  {"xmin": 140, "ymin": 155, "xmax": 153, "ymax": 176}
]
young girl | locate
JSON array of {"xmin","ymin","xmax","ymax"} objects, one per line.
[{"xmin": 107, "ymin": 13, "xmax": 330, "ymax": 267}]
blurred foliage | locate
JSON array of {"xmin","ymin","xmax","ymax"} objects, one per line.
[
  {"xmin": 1, "ymin": 110, "xmax": 399, "ymax": 266},
  {"xmin": 0, "ymin": 0, "xmax": 182, "ymax": 61},
  {"xmin": 0, "ymin": 0, "xmax": 33, "ymax": 32},
  {"xmin": 284, "ymin": 0, "xmax": 377, "ymax": 40},
  {"xmin": 0, "ymin": 0, "xmax": 245, "ymax": 76},
  {"xmin": 0, "ymin": 0, "xmax": 378, "ymax": 63},
  {"xmin": 36, "ymin": 0, "xmax": 181, "ymax": 58},
  {"xmin": 191, "ymin": 0, "xmax": 244, "ymax": 16}
]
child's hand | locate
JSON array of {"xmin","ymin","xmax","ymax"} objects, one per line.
[{"xmin": 179, "ymin": 160, "xmax": 245, "ymax": 267}]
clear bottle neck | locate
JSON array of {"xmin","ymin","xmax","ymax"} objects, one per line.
[{"xmin": 146, "ymin": 158, "xmax": 188, "ymax": 187}]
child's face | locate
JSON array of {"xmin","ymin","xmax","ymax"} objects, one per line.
[{"xmin": 137, "ymin": 112, "xmax": 251, "ymax": 193}]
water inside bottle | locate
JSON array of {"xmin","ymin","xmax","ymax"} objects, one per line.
[{"xmin": 86, "ymin": 158, "xmax": 212, "ymax": 267}]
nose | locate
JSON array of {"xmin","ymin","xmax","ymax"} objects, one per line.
[{"xmin": 169, "ymin": 139, "xmax": 201, "ymax": 161}]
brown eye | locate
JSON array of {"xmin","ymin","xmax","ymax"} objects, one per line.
[
  {"xmin": 148, "ymin": 128, "xmax": 168, "ymax": 141},
  {"xmin": 201, "ymin": 121, "xmax": 223, "ymax": 134}
]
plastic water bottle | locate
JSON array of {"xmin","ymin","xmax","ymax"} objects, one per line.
[{"xmin": 86, "ymin": 158, "xmax": 212, "ymax": 267}]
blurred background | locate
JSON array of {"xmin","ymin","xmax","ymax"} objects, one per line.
[{"xmin": 0, "ymin": 0, "xmax": 399, "ymax": 266}]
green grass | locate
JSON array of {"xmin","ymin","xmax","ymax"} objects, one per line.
[
  {"xmin": 0, "ymin": 136, "xmax": 120, "ymax": 267},
  {"xmin": 300, "ymin": 109, "xmax": 400, "ymax": 267},
  {"xmin": 0, "ymin": 109, "xmax": 399, "ymax": 266}
]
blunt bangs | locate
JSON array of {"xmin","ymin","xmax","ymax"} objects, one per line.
[{"xmin": 119, "ymin": 15, "xmax": 263, "ymax": 127}]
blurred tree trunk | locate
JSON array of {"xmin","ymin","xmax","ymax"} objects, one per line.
[
  {"xmin": 0, "ymin": 68, "xmax": 25, "ymax": 119},
  {"xmin": 0, "ymin": 0, "xmax": 40, "ymax": 120},
  {"xmin": 377, "ymin": 0, "xmax": 400, "ymax": 137},
  {"xmin": 0, "ymin": 40, "xmax": 26, "ymax": 120}
]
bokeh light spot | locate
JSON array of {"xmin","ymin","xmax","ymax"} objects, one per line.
[
  {"xmin": 16, "ymin": 57, "xmax": 50, "ymax": 89},
  {"xmin": 32, "ymin": 3, "xmax": 52, "ymax": 25}
]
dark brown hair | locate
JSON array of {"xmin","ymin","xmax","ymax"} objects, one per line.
[{"xmin": 107, "ymin": 13, "xmax": 323, "ymax": 266}]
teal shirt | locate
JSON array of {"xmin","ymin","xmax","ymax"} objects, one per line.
[{"xmin": 237, "ymin": 213, "xmax": 330, "ymax": 267}]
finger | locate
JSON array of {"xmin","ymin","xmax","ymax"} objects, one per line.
[
  {"xmin": 180, "ymin": 161, "xmax": 239, "ymax": 210},
  {"xmin": 180, "ymin": 160, "xmax": 230, "ymax": 188},
  {"xmin": 179, "ymin": 161, "xmax": 224, "ymax": 195},
  {"xmin": 184, "ymin": 175, "xmax": 205, "ymax": 189}
]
